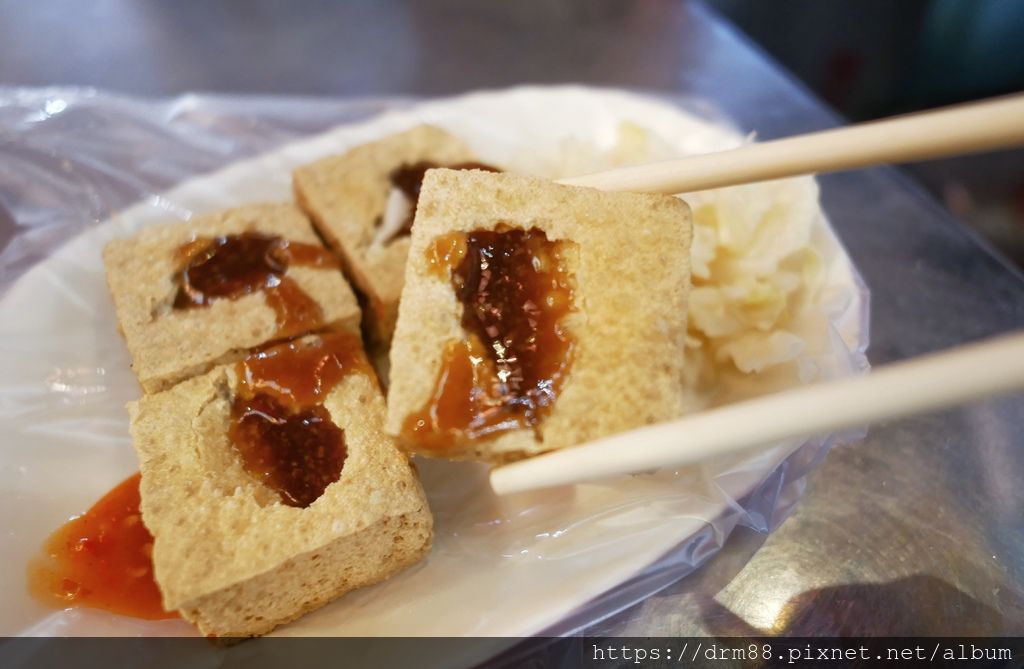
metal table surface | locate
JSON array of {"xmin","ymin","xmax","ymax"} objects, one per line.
[{"xmin": 2, "ymin": 0, "xmax": 1023, "ymax": 638}]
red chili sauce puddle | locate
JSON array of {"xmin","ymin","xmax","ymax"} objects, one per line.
[
  {"xmin": 27, "ymin": 472, "xmax": 176, "ymax": 620},
  {"xmin": 173, "ymin": 231, "xmax": 339, "ymax": 338},
  {"xmin": 402, "ymin": 227, "xmax": 575, "ymax": 452},
  {"xmin": 388, "ymin": 161, "xmax": 499, "ymax": 235}
]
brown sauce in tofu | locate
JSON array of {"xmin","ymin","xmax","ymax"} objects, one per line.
[
  {"xmin": 173, "ymin": 231, "xmax": 339, "ymax": 338},
  {"xmin": 27, "ymin": 472, "xmax": 178, "ymax": 620},
  {"xmin": 389, "ymin": 161, "xmax": 499, "ymax": 235},
  {"xmin": 403, "ymin": 227, "xmax": 575, "ymax": 452},
  {"xmin": 229, "ymin": 332, "xmax": 371, "ymax": 507}
]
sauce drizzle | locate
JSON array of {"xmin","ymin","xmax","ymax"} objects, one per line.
[
  {"xmin": 403, "ymin": 227, "xmax": 575, "ymax": 452},
  {"xmin": 27, "ymin": 472, "xmax": 177, "ymax": 620},
  {"xmin": 173, "ymin": 231, "xmax": 339, "ymax": 338}
]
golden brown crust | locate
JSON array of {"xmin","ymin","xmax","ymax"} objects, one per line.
[
  {"xmin": 102, "ymin": 203, "xmax": 361, "ymax": 394},
  {"xmin": 292, "ymin": 125, "xmax": 478, "ymax": 344},
  {"xmin": 128, "ymin": 342, "xmax": 432, "ymax": 638},
  {"xmin": 385, "ymin": 170, "xmax": 693, "ymax": 462}
]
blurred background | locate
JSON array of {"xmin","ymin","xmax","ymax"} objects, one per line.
[
  {"xmin": 713, "ymin": 0, "xmax": 1024, "ymax": 268},
  {"xmin": 1, "ymin": 0, "xmax": 1022, "ymax": 266}
]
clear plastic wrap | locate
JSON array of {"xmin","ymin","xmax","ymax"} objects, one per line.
[{"xmin": 0, "ymin": 86, "xmax": 869, "ymax": 646}]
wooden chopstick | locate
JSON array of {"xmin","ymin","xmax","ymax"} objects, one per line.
[
  {"xmin": 558, "ymin": 93, "xmax": 1024, "ymax": 194},
  {"xmin": 489, "ymin": 96, "xmax": 1024, "ymax": 495},
  {"xmin": 489, "ymin": 332, "xmax": 1024, "ymax": 495}
]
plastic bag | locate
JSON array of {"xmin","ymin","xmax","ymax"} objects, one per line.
[{"xmin": 0, "ymin": 86, "xmax": 869, "ymax": 649}]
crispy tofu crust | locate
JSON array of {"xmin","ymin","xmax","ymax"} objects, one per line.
[{"xmin": 386, "ymin": 170, "xmax": 693, "ymax": 462}]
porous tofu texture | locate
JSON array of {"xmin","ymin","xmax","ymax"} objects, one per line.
[
  {"xmin": 103, "ymin": 203, "xmax": 360, "ymax": 393},
  {"xmin": 293, "ymin": 125, "xmax": 478, "ymax": 343},
  {"xmin": 128, "ymin": 342, "xmax": 432, "ymax": 638},
  {"xmin": 386, "ymin": 169, "xmax": 693, "ymax": 462}
]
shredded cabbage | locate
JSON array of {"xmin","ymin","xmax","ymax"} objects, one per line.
[{"xmin": 543, "ymin": 122, "xmax": 825, "ymax": 406}]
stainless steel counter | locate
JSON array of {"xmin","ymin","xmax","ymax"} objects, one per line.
[{"xmin": 2, "ymin": 0, "xmax": 1022, "ymax": 637}]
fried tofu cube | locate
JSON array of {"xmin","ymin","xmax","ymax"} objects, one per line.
[
  {"xmin": 386, "ymin": 170, "xmax": 693, "ymax": 462},
  {"xmin": 103, "ymin": 204, "xmax": 360, "ymax": 393}
]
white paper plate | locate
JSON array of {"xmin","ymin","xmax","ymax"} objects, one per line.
[{"xmin": 0, "ymin": 87, "xmax": 867, "ymax": 639}]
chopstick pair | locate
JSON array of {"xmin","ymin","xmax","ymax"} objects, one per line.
[{"xmin": 491, "ymin": 93, "xmax": 1024, "ymax": 496}]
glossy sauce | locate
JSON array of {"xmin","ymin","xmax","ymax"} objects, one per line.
[
  {"xmin": 173, "ymin": 231, "xmax": 339, "ymax": 338},
  {"xmin": 27, "ymin": 473, "xmax": 177, "ymax": 620},
  {"xmin": 229, "ymin": 332, "xmax": 371, "ymax": 507},
  {"xmin": 403, "ymin": 227, "xmax": 575, "ymax": 451},
  {"xmin": 389, "ymin": 161, "xmax": 499, "ymax": 235}
]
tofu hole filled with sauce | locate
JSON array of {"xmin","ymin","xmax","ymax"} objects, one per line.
[
  {"xmin": 172, "ymin": 231, "xmax": 339, "ymax": 338},
  {"xmin": 402, "ymin": 226, "xmax": 577, "ymax": 453},
  {"xmin": 229, "ymin": 332, "xmax": 374, "ymax": 508}
]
